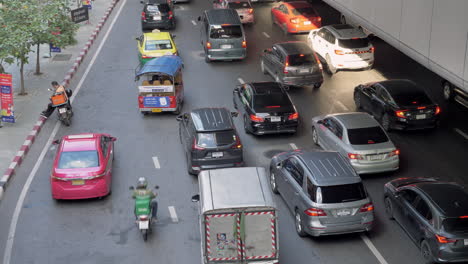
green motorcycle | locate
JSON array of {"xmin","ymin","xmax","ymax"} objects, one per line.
[{"xmin": 130, "ymin": 185, "xmax": 158, "ymax": 242}]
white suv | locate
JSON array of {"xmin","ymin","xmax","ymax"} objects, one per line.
[{"xmin": 307, "ymin": 24, "xmax": 374, "ymax": 74}]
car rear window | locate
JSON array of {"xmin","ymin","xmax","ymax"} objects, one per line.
[
  {"xmin": 442, "ymin": 218, "xmax": 468, "ymax": 233},
  {"xmin": 210, "ymin": 25, "xmax": 243, "ymax": 39},
  {"xmin": 228, "ymin": 1, "xmax": 251, "ymax": 9},
  {"xmin": 392, "ymin": 91, "xmax": 433, "ymax": 106},
  {"xmin": 145, "ymin": 39, "xmax": 172, "ymax": 50},
  {"xmin": 316, "ymin": 183, "xmax": 367, "ymax": 204},
  {"xmin": 146, "ymin": 4, "xmax": 169, "ymax": 12},
  {"xmin": 288, "ymin": 54, "xmax": 315, "ymax": 66},
  {"xmin": 347, "ymin": 126, "xmax": 388, "ymax": 145},
  {"xmin": 197, "ymin": 131, "xmax": 237, "ymax": 148},
  {"xmin": 58, "ymin": 151, "xmax": 99, "ymax": 169},
  {"xmin": 292, "ymin": 7, "xmax": 317, "ymax": 16},
  {"xmin": 254, "ymin": 94, "xmax": 292, "ymax": 112},
  {"xmin": 338, "ymin": 38, "xmax": 370, "ymax": 49}
]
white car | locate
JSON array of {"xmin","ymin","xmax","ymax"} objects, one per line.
[
  {"xmin": 307, "ymin": 24, "xmax": 374, "ymax": 74},
  {"xmin": 213, "ymin": 0, "xmax": 254, "ymax": 24}
]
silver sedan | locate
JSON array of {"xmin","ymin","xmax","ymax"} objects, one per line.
[{"xmin": 311, "ymin": 112, "xmax": 399, "ymax": 174}]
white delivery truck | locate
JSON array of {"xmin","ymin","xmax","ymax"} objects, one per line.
[
  {"xmin": 322, "ymin": 0, "xmax": 468, "ymax": 108},
  {"xmin": 193, "ymin": 167, "xmax": 279, "ymax": 264}
]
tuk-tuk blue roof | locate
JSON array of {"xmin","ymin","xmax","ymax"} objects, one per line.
[{"xmin": 136, "ymin": 56, "xmax": 183, "ymax": 77}]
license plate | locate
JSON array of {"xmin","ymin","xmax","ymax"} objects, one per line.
[
  {"xmin": 139, "ymin": 220, "xmax": 149, "ymax": 230},
  {"xmin": 369, "ymin": 154, "xmax": 383, "ymax": 161},
  {"xmin": 71, "ymin": 180, "xmax": 85, "ymax": 185},
  {"xmin": 152, "ymin": 108, "xmax": 162, "ymax": 113},
  {"xmin": 464, "ymin": 239, "xmax": 468, "ymax": 246},
  {"xmin": 304, "ymin": 21, "xmax": 311, "ymax": 25},
  {"xmin": 336, "ymin": 209, "xmax": 351, "ymax": 216},
  {"xmin": 59, "ymin": 108, "xmax": 67, "ymax": 114},
  {"xmin": 270, "ymin": 116, "xmax": 281, "ymax": 122},
  {"xmin": 153, "ymin": 16, "xmax": 161, "ymax": 20},
  {"xmin": 221, "ymin": 44, "xmax": 232, "ymax": 49},
  {"xmin": 416, "ymin": 114, "xmax": 426, "ymax": 120},
  {"xmin": 212, "ymin": 152, "xmax": 223, "ymax": 158},
  {"xmin": 299, "ymin": 69, "xmax": 310, "ymax": 73}
]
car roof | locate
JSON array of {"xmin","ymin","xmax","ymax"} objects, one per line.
[
  {"xmin": 296, "ymin": 151, "xmax": 360, "ymax": 186},
  {"xmin": 205, "ymin": 9, "xmax": 242, "ymax": 25},
  {"xmin": 62, "ymin": 134, "xmax": 98, "ymax": 152},
  {"xmin": 325, "ymin": 24, "xmax": 368, "ymax": 39},
  {"xmin": 285, "ymin": 1, "xmax": 313, "ymax": 8},
  {"xmin": 376, "ymin": 79, "xmax": 422, "ymax": 96},
  {"xmin": 330, "ymin": 112, "xmax": 379, "ymax": 129},
  {"xmin": 144, "ymin": 31, "xmax": 172, "ymax": 40},
  {"xmin": 250, "ymin": 82, "xmax": 284, "ymax": 95},
  {"xmin": 414, "ymin": 182, "xmax": 468, "ymax": 217},
  {"xmin": 275, "ymin": 41, "xmax": 312, "ymax": 55},
  {"xmin": 190, "ymin": 108, "xmax": 234, "ymax": 132}
]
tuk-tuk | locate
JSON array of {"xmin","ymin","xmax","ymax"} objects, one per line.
[{"xmin": 135, "ymin": 56, "xmax": 184, "ymax": 114}]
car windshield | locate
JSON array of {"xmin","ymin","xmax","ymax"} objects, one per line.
[
  {"xmin": 146, "ymin": 4, "xmax": 169, "ymax": 13},
  {"xmin": 392, "ymin": 91, "xmax": 433, "ymax": 106},
  {"xmin": 338, "ymin": 38, "xmax": 370, "ymax": 49},
  {"xmin": 210, "ymin": 25, "xmax": 242, "ymax": 39},
  {"xmin": 254, "ymin": 94, "xmax": 292, "ymax": 112},
  {"xmin": 197, "ymin": 130, "xmax": 237, "ymax": 148},
  {"xmin": 228, "ymin": 1, "xmax": 251, "ymax": 9},
  {"xmin": 292, "ymin": 7, "xmax": 317, "ymax": 16},
  {"xmin": 442, "ymin": 218, "xmax": 468, "ymax": 233},
  {"xmin": 316, "ymin": 183, "xmax": 367, "ymax": 203},
  {"xmin": 288, "ymin": 54, "xmax": 315, "ymax": 66},
  {"xmin": 58, "ymin": 151, "xmax": 99, "ymax": 169},
  {"xmin": 347, "ymin": 126, "xmax": 388, "ymax": 145},
  {"xmin": 145, "ymin": 39, "xmax": 172, "ymax": 51}
]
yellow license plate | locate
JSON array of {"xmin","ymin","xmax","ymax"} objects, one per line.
[
  {"xmin": 152, "ymin": 108, "xmax": 162, "ymax": 113},
  {"xmin": 71, "ymin": 180, "xmax": 85, "ymax": 185}
]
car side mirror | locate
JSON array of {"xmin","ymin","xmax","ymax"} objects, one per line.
[
  {"xmin": 110, "ymin": 137, "xmax": 117, "ymax": 142},
  {"xmin": 197, "ymin": 16, "xmax": 201, "ymax": 21},
  {"xmin": 233, "ymin": 88, "xmax": 239, "ymax": 93},
  {"xmin": 231, "ymin": 112, "xmax": 239, "ymax": 117},
  {"xmin": 135, "ymin": 37, "xmax": 140, "ymax": 41},
  {"xmin": 129, "ymin": 186, "xmax": 135, "ymax": 190},
  {"xmin": 172, "ymin": 34, "xmax": 176, "ymax": 38},
  {"xmin": 191, "ymin": 194, "xmax": 200, "ymax": 202},
  {"xmin": 52, "ymin": 139, "xmax": 60, "ymax": 145},
  {"xmin": 155, "ymin": 185, "xmax": 159, "ymax": 189},
  {"xmin": 176, "ymin": 115, "xmax": 183, "ymax": 121}
]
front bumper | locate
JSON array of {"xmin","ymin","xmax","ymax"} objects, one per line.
[{"xmin": 350, "ymin": 158, "xmax": 399, "ymax": 174}]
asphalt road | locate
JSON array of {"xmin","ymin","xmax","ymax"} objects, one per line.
[{"xmin": 1, "ymin": 0, "xmax": 468, "ymax": 263}]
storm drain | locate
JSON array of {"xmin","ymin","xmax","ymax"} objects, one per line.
[{"xmin": 52, "ymin": 54, "xmax": 72, "ymax": 61}]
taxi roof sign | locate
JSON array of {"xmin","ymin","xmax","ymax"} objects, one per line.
[{"xmin": 67, "ymin": 134, "xmax": 95, "ymax": 139}]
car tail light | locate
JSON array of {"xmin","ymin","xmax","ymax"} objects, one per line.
[
  {"xmin": 231, "ymin": 136, "xmax": 242, "ymax": 149},
  {"xmin": 436, "ymin": 234, "xmax": 457, "ymax": 244},
  {"xmin": 192, "ymin": 138, "xmax": 205, "ymax": 150},
  {"xmin": 317, "ymin": 17, "xmax": 322, "ymax": 22},
  {"xmin": 305, "ymin": 207, "xmax": 327, "ymax": 216},
  {"xmin": 388, "ymin": 149, "xmax": 400, "ymax": 157},
  {"xmin": 266, "ymin": 105, "xmax": 281, "ymax": 108},
  {"xmin": 242, "ymin": 41, "xmax": 247, "ymax": 48},
  {"xmin": 248, "ymin": 8, "xmax": 253, "ymax": 14},
  {"xmin": 288, "ymin": 112, "xmax": 299, "ymax": 120},
  {"xmin": 283, "ymin": 56, "xmax": 290, "ymax": 74},
  {"xmin": 460, "ymin": 216, "xmax": 468, "ymax": 218},
  {"xmin": 290, "ymin": 18, "xmax": 299, "ymax": 24},
  {"xmin": 139, "ymin": 215, "xmax": 149, "ymax": 221},
  {"xmin": 206, "ymin": 42, "xmax": 212, "ymax": 49},
  {"xmin": 250, "ymin": 114, "xmax": 264, "ymax": 122},
  {"xmin": 435, "ymin": 106, "xmax": 441, "ymax": 115},
  {"xmin": 335, "ymin": 49, "xmax": 345, "ymax": 55},
  {"xmin": 369, "ymin": 47, "xmax": 375, "ymax": 53},
  {"xmin": 138, "ymin": 97, "xmax": 144, "ymax": 104},
  {"xmin": 359, "ymin": 203, "xmax": 374, "ymax": 212},
  {"xmin": 168, "ymin": 11, "xmax": 173, "ymax": 19},
  {"xmin": 395, "ymin": 110, "xmax": 408, "ymax": 118},
  {"xmin": 141, "ymin": 55, "xmax": 153, "ymax": 59},
  {"xmin": 141, "ymin": 11, "xmax": 146, "ymax": 20},
  {"xmin": 348, "ymin": 153, "xmax": 363, "ymax": 160},
  {"xmin": 169, "ymin": 96, "xmax": 174, "ymax": 104}
]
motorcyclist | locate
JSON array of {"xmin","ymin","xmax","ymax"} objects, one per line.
[
  {"xmin": 132, "ymin": 177, "xmax": 158, "ymax": 219},
  {"xmin": 40, "ymin": 81, "xmax": 72, "ymax": 118}
]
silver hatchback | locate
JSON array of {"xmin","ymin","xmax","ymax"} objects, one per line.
[
  {"xmin": 311, "ymin": 112, "xmax": 399, "ymax": 174},
  {"xmin": 269, "ymin": 151, "xmax": 374, "ymax": 237}
]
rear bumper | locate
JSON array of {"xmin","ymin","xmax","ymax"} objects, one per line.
[
  {"xmin": 335, "ymin": 59, "xmax": 373, "ymax": 70},
  {"xmin": 392, "ymin": 117, "xmax": 439, "ymax": 130},
  {"xmin": 251, "ymin": 122, "xmax": 298, "ymax": 135},
  {"xmin": 282, "ymin": 74, "xmax": 323, "ymax": 87},
  {"xmin": 206, "ymin": 49, "xmax": 247, "ymax": 61},
  {"xmin": 140, "ymin": 107, "xmax": 177, "ymax": 112},
  {"xmin": 435, "ymin": 247, "xmax": 468, "ymax": 263},
  {"xmin": 142, "ymin": 20, "xmax": 174, "ymax": 29},
  {"xmin": 288, "ymin": 24, "xmax": 320, "ymax": 33},
  {"xmin": 238, "ymin": 14, "xmax": 254, "ymax": 24},
  {"xmin": 51, "ymin": 179, "xmax": 110, "ymax": 200},
  {"xmin": 306, "ymin": 218, "xmax": 374, "ymax": 236},
  {"xmin": 191, "ymin": 160, "xmax": 244, "ymax": 173},
  {"xmin": 350, "ymin": 158, "xmax": 399, "ymax": 174}
]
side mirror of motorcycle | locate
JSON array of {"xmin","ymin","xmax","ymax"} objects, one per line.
[
  {"xmin": 155, "ymin": 185, "xmax": 159, "ymax": 189},
  {"xmin": 231, "ymin": 112, "xmax": 238, "ymax": 118},
  {"xmin": 129, "ymin": 186, "xmax": 135, "ymax": 190},
  {"xmin": 52, "ymin": 139, "xmax": 60, "ymax": 145},
  {"xmin": 176, "ymin": 115, "xmax": 183, "ymax": 121},
  {"xmin": 276, "ymin": 162, "xmax": 282, "ymax": 169},
  {"xmin": 191, "ymin": 194, "xmax": 200, "ymax": 202},
  {"xmin": 197, "ymin": 16, "xmax": 201, "ymax": 22},
  {"xmin": 48, "ymin": 88, "xmax": 53, "ymax": 92}
]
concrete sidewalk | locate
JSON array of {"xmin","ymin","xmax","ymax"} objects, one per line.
[{"xmin": 0, "ymin": 0, "xmax": 119, "ymax": 198}]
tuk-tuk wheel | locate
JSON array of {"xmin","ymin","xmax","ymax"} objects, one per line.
[{"xmin": 142, "ymin": 111, "xmax": 149, "ymax": 116}]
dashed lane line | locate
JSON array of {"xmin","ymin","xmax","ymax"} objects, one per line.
[
  {"xmin": 168, "ymin": 206, "xmax": 179, "ymax": 223},
  {"xmin": 152, "ymin": 156, "xmax": 160, "ymax": 169},
  {"xmin": 455, "ymin": 128, "xmax": 468, "ymax": 140},
  {"xmin": 289, "ymin": 143, "xmax": 298, "ymax": 150},
  {"xmin": 191, "ymin": 20, "xmax": 196, "ymax": 26},
  {"xmin": 360, "ymin": 234, "xmax": 389, "ymax": 264},
  {"xmin": 237, "ymin": 78, "xmax": 245, "ymax": 84},
  {"xmin": 262, "ymin": 32, "xmax": 270, "ymax": 38}
]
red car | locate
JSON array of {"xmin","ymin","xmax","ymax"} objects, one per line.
[
  {"xmin": 50, "ymin": 133, "xmax": 116, "ymax": 200},
  {"xmin": 271, "ymin": 1, "xmax": 321, "ymax": 34}
]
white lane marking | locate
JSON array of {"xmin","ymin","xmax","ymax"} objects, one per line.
[
  {"xmin": 360, "ymin": 234, "xmax": 389, "ymax": 264},
  {"xmin": 2, "ymin": 0, "xmax": 129, "ymax": 263},
  {"xmin": 336, "ymin": 100, "xmax": 349, "ymax": 112},
  {"xmin": 152, "ymin": 156, "xmax": 160, "ymax": 169},
  {"xmin": 237, "ymin": 78, "xmax": 245, "ymax": 84},
  {"xmin": 168, "ymin": 206, "xmax": 179, "ymax": 223},
  {"xmin": 191, "ymin": 20, "xmax": 196, "ymax": 26},
  {"xmin": 455, "ymin": 128, "xmax": 468, "ymax": 140},
  {"xmin": 289, "ymin": 143, "xmax": 298, "ymax": 150},
  {"xmin": 262, "ymin": 32, "xmax": 270, "ymax": 38},
  {"xmin": 178, "ymin": 5, "xmax": 185, "ymax": 10}
]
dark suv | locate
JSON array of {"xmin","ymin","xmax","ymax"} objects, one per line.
[
  {"xmin": 141, "ymin": 0, "xmax": 175, "ymax": 30},
  {"xmin": 177, "ymin": 108, "xmax": 243, "ymax": 175},
  {"xmin": 260, "ymin": 41, "xmax": 324, "ymax": 88},
  {"xmin": 384, "ymin": 178, "xmax": 468, "ymax": 263}
]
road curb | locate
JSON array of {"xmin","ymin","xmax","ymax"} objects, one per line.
[{"xmin": 0, "ymin": 0, "xmax": 120, "ymax": 201}]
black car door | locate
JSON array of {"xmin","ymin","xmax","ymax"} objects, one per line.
[
  {"xmin": 407, "ymin": 197, "xmax": 435, "ymax": 242},
  {"xmin": 266, "ymin": 46, "xmax": 283, "ymax": 77},
  {"xmin": 358, "ymin": 84, "xmax": 375, "ymax": 111},
  {"xmin": 392, "ymin": 189, "xmax": 418, "ymax": 227},
  {"xmin": 240, "ymin": 85, "xmax": 253, "ymax": 117},
  {"xmin": 371, "ymin": 85, "xmax": 389, "ymax": 119}
]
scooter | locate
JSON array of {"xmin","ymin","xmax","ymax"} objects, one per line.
[
  {"xmin": 130, "ymin": 186, "xmax": 159, "ymax": 242},
  {"xmin": 49, "ymin": 88, "xmax": 73, "ymax": 126}
]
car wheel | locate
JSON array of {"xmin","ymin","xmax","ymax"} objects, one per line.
[
  {"xmin": 354, "ymin": 92, "xmax": 362, "ymax": 109},
  {"xmin": 420, "ymin": 240, "xmax": 434, "ymax": 264},
  {"xmin": 443, "ymin": 81, "xmax": 454, "ymax": 101},
  {"xmin": 243, "ymin": 115, "xmax": 251, "ymax": 134},
  {"xmin": 295, "ymin": 210, "xmax": 307, "ymax": 237},
  {"xmin": 205, "ymin": 53, "xmax": 211, "ymax": 63},
  {"xmin": 384, "ymin": 197, "xmax": 394, "ymax": 220},
  {"xmin": 326, "ymin": 54, "xmax": 337, "ymax": 74},
  {"xmin": 340, "ymin": 15, "xmax": 346, "ymax": 24},
  {"xmin": 260, "ymin": 60, "xmax": 267, "ymax": 74},
  {"xmin": 269, "ymin": 169, "xmax": 279, "ymax": 194},
  {"xmin": 312, "ymin": 126, "xmax": 319, "ymax": 146},
  {"xmin": 186, "ymin": 153, "xmax": 195, "ymax": 175},
  {"xmin": 313, "ymin": 83, "xmax": 321, "ymax": 89},
  {"xmin": 381, "ymin": 113, "xmax": 391, "ymax": 132}
]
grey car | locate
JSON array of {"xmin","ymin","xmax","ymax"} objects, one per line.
[
  {"xmin": 270, "ymin": 150, "xmax": 374, "ymax": 237},
  {"xmin": 311, "ymin": 112, "xmax": 399, "ymax": 174}
]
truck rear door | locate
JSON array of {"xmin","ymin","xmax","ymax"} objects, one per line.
[
  {"xmin": 205, "ymin": 213, "xmax": 241, "ymax": 262},
  {"xmin": 243, "ymin": 210, "xmax": 278, "ymax": 261}
]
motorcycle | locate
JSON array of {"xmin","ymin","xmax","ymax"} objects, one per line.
[
  {"xmin": 49, "ymin": 88, "xmax": 73, "ymax": 126},
  {"xmin": 130, "ymin": 185, "xmax": 159, "ymax": 241}
]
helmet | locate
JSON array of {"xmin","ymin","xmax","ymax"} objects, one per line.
[{"xmin": 136, "ymin": 177, "xmax": 148, "ymax": 189}]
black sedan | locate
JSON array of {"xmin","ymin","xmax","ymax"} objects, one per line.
[
  {"xmin": 353, "ymin": 79, "xmax": 440, "ymax": 131},
  {"xmin": 384, "ymin": 178, "xmax": 468, "ymax": 264},
  {"xmin": 233, "ymin": 82, "xmax": 299, "ymax": 135}
]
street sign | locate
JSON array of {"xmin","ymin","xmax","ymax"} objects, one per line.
[
  {"xmin": 0, "ymin": 74, "xmax": 15, "ymax": 123},
  {"xmin": 50, "ymin": 43, "xmax": 61, "ymax": 53},
  {"xmin": 71, "ymin": 6, "xmax": 89, "ymax": 23},
  {"xmin": 82, "ymin": 0, "xmax": 92, "ymax": 9}
]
